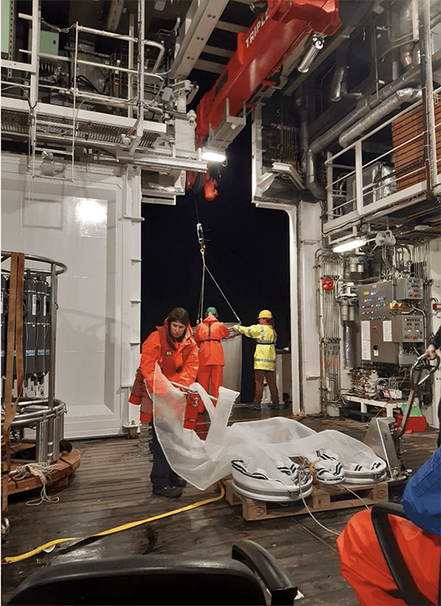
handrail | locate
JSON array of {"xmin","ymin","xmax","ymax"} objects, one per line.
[
  {"xmin": 323, "ymin": 85, "xmax": 441, "ymax": 232},
  {"xmin": 1, "ymin": 252, "xmax": 67, "ymax": 276}
]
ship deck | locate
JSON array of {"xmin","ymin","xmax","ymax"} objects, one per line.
[{"xmin": 2, "ymin": 409, "xmax": 438, "ymax": 605}]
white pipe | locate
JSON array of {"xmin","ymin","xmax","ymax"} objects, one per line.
[
  {"xmin": 419, "ymin": 0, "xmax": 439, "ymax": 197},
  {"xmin": 29, "ymin": 0, "xmax": 40, "ymax": 107},
  {"xmin": 128, "ymin": 13, "xmax": 135, "ymax": 119},
  {"xmin": 287, "ymin": 205, "xmax": 301, "ymax": 414},
  {"xmin": 72, "ymin": 22, "xmax": 79, "ymax": 177},
  {"xmin": 29, "ymin": 0, "xmax": 40, "ymax": 178},
  {"xmin": 76, "ymin": 25, "xmax": 138, "ymax": 42},
  {"xmin": 145, "ymin": 41, "xmax": 165, "ymax": 74}
]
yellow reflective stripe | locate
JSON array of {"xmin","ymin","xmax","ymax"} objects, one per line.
[{"xmin": 257, "ymin": 325, "xmax": 275, "ymax": 345}]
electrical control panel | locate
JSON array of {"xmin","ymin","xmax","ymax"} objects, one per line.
[
  {"xmin": 397, "ymin": 315, "xmax": 424, "ymax": 342},
  {"xmin": 394, "ymin": 277, "xmax": 423, "ymax": 300},
  {"xmin": 357, "ymin": 281, "xmax": 424, "ymax": 364},
  {"xmin": 359, "ymin": 281, "xmax": 393, "ymax": 320}
]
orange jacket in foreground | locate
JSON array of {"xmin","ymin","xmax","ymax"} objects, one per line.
[
  {"xmin": 141, "ymin": 324, "xmax": 198, "ymax": 392},
  {"xmin": 130, "ymin": 323, "xmax": 198, "ymax": 423},
  {"xmin": 337, "ymin": 508, "xmax": 440, "ymax": 606},
  {"xmin": 194, "ymin": 313, "xmax": 230, "ymax": 365}
]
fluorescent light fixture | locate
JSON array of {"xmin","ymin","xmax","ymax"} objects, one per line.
[
  {"xmin": 332, "ymin": 238, "xmax": 366, "ymax": 253},
  {"xmin": 201, "ymin": 150, "xmax": 226, "ymax": 163}
]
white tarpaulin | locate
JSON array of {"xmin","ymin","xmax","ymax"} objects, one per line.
[{"xmin": 152, "ymin": 364, "xmax": 386, "ymax": 494}]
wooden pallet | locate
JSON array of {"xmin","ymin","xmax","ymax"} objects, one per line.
[{"xmin": 223, "ymin": 478, "xmax": 388, "ymax": 521}]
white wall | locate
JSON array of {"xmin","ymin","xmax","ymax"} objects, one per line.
[
  {"xmin": 1, "ymin": 154, "xmax": 141, "ymax": 438},
  {"xmin": 299, "ymin": 201, "xmax": 322, "ymax": 415}
]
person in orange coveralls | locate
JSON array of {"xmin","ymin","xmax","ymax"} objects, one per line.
[
  {"xmin": 137, "ymin": 307, "xmax": 198, "ymax": 498},
  {"xmin": 194, "ymin": 306, "xmax": 230, "ymax": 400},
  {"xmin": 337, "ymin": 445, "xmax": 441, "ymax": 606}
]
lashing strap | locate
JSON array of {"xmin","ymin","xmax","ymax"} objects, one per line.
[{"xmin": 2, "ymin": 252, "xmax": 25, "ymax": 513}]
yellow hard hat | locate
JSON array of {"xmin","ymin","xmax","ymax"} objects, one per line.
[{"xmin": 258, "ymin": 309, "xmax": 273, "ymax": 319}]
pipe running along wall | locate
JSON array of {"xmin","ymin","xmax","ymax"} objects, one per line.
[{"xmin": 306, "ymin": 49, "xmax": 441, "ymax": 200}]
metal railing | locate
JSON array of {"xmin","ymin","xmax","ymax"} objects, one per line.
[{"xmin": 323, "ymin": 87, "xmax": 441, "ymax": 237}]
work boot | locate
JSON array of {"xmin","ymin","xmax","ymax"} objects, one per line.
[
  {"xmin": 172, "ymin": 477, "xmax": 187, "ymax": 488},
  {"xmin": 152, "ymin": 485, "xmax": 183, "ymax": 498}
]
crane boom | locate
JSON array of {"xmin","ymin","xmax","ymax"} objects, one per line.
[{"xmin": 195, "ymin": 0, "xmax": 342, "ymax": 147}]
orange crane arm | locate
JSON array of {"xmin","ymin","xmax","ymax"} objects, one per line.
[{"xmin": 195, "ymin": 0, "xmax": 342, "ymax": 147}]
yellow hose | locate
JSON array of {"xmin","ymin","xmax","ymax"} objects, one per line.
[{"xmin": 3, "ymin": 482, "xmax": 225, "ymax": 565}]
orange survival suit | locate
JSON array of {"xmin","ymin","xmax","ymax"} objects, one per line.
[
  {"xmin": 129, "ymin": 322, "xmax": 199, "ymax": 428},
  {"xmin": 337, "ymin": 445, "xmax": 441, "ymax": 605},
  {"xmin": 194, "ymin": 312, "xmax": 230, "ymax": 399}
]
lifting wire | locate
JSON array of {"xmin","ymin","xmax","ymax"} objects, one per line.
[{"xmin": 196, "ymin": 222, "xmax": 241, "ymax": 325}]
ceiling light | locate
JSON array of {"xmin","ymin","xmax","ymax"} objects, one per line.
[
  {"xmin": 332, "ymin": 238, "xmax": 366, "ymax": 253},
  {"xmin": 297, "ymin": 34, "xmax": 326, "ymax": 73},
  {"xmin": 201, "ymin": 150, "xmax": 226, "ymax": 163}
]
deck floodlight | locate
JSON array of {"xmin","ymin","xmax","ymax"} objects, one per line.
[
  {"xmin": 332, "ymin": 238, "xmax": 366, "ymax": 253},
  {"xmin": 297, "ymin": 34, "xmax": 326, "ymax": 73},
  {"xmin": 201, "ymin": 149, "xmax": 226, "ymax": 163}
]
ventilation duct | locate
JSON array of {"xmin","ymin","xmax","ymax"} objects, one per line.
[
  {"xmin": 339, "ymin": 88, "xmax": 422, "ymax": 148},
  {"xmin": 329, "ymin": 43, "xmax": 349, "ymax": 103},
  {"xmin": 329, "ymin": 65, "xmax": 346, "ymax": 103},
  {"xmin": 305, "ymin": 51, "xmax": 441, "ymax": 200},
  {"xmin": 391, "ymin": 0, "xmax": 419, "ymax": 70}
]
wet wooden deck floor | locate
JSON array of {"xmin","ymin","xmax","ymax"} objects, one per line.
[{"xmin": 2, "ymin": 410, "xmax": 438, "ymax": 605}]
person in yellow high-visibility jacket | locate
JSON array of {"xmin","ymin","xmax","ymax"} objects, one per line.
[{"xmin": 233, "ymin": 310, "xmax": 279, "ymax": 410}]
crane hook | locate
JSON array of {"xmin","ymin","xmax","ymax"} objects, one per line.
[{"xmin": 196, "ymin": 223, "xmax": 205, "ymax": 247}]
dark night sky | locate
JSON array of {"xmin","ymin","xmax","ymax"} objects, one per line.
[{"xmin": 141, "ymin": 122, "xmax": 290, "ymax": 400}]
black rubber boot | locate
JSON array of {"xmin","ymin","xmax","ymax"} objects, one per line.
[
  {"xmin": 152, "ymin": 485, "xmax": 183, "ymax": 498},
  {"xmin": 172, "ymin": 477, "xmax": 187, "ymax": 488}
]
